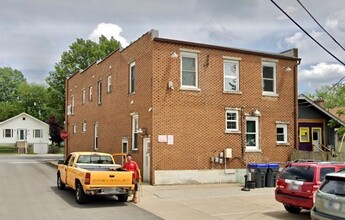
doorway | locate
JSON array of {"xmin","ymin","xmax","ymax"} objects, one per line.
[
  {"xmin": 143, "ymin": 138, "xmax": 151, "ymax": 182},
  {"xmin": 121, "ymin": 137, "xmax": 128, "ymax": 165},
  {"xmin": 17, "ymin": 129, "xmax": 27, "ymax": 140},
  {"xmin": 312, "ymin": 128, "xmax": 322, "ymax": 152}
]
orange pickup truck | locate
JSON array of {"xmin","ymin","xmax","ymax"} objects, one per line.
[{"xmin": 57, "ymin": 152, "xmax": 134, "ymax": 204}]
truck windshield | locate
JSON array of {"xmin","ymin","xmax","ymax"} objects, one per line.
[{"xmin": 77, "ymin": 155, "xmax": 114, "ymax": 164}]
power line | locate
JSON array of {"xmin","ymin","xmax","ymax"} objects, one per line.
[
  {"xmin": 297, "ymin": 0, "xmax": 345, "ymax": 51},
  {"xmin": 270, "ymin": 0, "xmax": 345, "ymax": 66}
]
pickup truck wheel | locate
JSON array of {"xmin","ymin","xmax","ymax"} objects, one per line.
[
  {"xmin": 117, "ymin": 194, "xmax": 128, "ymax": 202},
  {"xmin": 284, "ymin": 205, "xmax": 302, "ymax": 214},
  {"xmin": 75, "ymin": 183, "xmax": 87, "ymax": 204},
  {"xmin": 57, "ymin": 174, "xmax": 65, "ymax": 190}
]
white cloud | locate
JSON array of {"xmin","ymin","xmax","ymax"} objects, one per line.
[
  {"xmin": 89, "ymin": 23, "xmax": 129, "ymax": 48},
  {"xmin": 299, "ymin": 62, "xmax": 345, "ymax": 92}
]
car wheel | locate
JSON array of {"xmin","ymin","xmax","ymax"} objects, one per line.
[
  {"xmin": 284, "ymin": 205, "xmax": 302, "ymax": 214},
  {"xmin": 117, "ymin": 194, "xmax": 128, "ymax": 202},
  {"xmin": 75, "ymin": 183, "xmax": 87, "ymax": 204},
  {"xmin": 57, "ymin": 174, "xmax": 65, "ymax": 190}
]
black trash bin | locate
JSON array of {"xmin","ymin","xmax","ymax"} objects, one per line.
[
  {"xmin": 247, "ymin": 163, "xmax": 269, "ymax": 188},
  {"xmin": 265, "ymin": 163, "xmax": 280, "ymax": 187}
]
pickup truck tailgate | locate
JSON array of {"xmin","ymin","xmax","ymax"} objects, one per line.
[{"xmin": 88, "ymin": 171, "xmax": 133, "ymax": 186}]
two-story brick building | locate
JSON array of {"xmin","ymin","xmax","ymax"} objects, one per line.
[{"xmin": 65, "ymin": 30, "xmax": 300, "ymax": 185}]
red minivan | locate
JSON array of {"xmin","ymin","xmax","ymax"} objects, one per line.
[{"xmin": 275, "ymin": 161, "xmax": 345, "ymax": 214}]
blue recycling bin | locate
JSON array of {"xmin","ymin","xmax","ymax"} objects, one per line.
[
  {"xmin": 265, "ymin": 163, "xmax": 280, "ymax": 187},
  {"xmin": 247, "ymin": 163, "xmax": 269, "ymax": 188}
]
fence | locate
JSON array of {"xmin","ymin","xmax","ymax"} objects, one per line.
[{"xmin": 290, "ymin": 149, "xmax": 345, "ymax": 162}]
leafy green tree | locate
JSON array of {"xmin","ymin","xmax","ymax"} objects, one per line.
[
  {"xmin": 0, "ymin": 67, "xmax": 26, "ymax": 102},
  {"xmin": 45, "ymin": 36, "xmax": 120, "ymax": 123},
  {"xmin": 0, "ymin": 102, "xmax": 24, "ymax": 121}
]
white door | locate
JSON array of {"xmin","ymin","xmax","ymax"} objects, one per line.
[
  {"xmin": 17, "ymin": 129, "xmax": 27, "ymax": 140},
  {"xmin": 121, "ymin": 137, "xmax": 128, "ymax": 165},
  {"xmin": 312, "ymin": 128, "xmax": 322, "ymax": 152},
  {"xmin": 143, "ymin": 138, "xmax": 151, "ymax": 182}
]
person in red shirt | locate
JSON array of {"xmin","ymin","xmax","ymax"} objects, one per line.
[{"xmin": 123, "ymin": 154, "xmax": 141, "ymax": 203}]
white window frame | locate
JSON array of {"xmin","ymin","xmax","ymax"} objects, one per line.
[
  {"xmin": 224, "ymin": 60, "xmax": 240, "ymax": 92},
  {"xmin": 262, "ymin": 61, "xmax": 277, "ymax": 95},
  {"xmin": 71, "ymin": 96, "xmax": 75, "ymax": 115},
  {"xmin": 107, "ymin": 75, "xmax": 112, "ymax": 93},
  {"xmin": 97, "ymin": 80, "xmax": 102, "ymax": 105},
  {"xmin": 129, "ymin": 62, "xmax": 136, "ymax": 94},
  {"xmin": 180, "ymin": 52, "xmax": 198, "ymax": 90},
  {"xmin": 246, "ymin": 116, "xmax": 260, "ymax": 151},
  {"xmin": 131, "ymin": 114, "xmax": 139, "ymax": 150},
  {"xmin": 82, "ymin": 89, "xmax": 86, "ymax": 105},
  {"xmin": 3, "ymin": 129, "xmax": 13, "ymax": 138},
  {"xmin": 94, "ymin": 123, "xmax": 98, "ymax": 150},
  {"xmin": 73, "ymin": 124, "xmax": 77, "ymax": 134},
  {"xmin": 82, "ymin": 122, "xmax": 87, "ymax": 133},
  {"xmin": 33, "ymin": 129, "xmax": 43, "ymax": 138},
  {"xmin": 89, "ymin": 86, "xmax": 93, "ymax": 101},
  {"xmin": 225, "ymin": 110, "xmax": 239, "ymax": 132},
  {"xmin": 276, "ymin": 124, "xmax": 288, "ymax": 144}
]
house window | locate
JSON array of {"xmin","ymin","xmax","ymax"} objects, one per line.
[
  {"xmin": 107, "ymin": 75, "xmax": 112, "ymax": 93},
  {"xmin": 94, "ymin": 123, "xmax": 99, "ymax": 150},
  {"xmin": 73, "ymin": 124, "xmax": 77, "ymax": 134},
  {"xmin": 181, "ymin": 52, "xmax": 198, "ymax": 89},
  {"xmin": 224, "ymin": 60, "xmax": 239, "ymax": 92},
  {"xmin": 82, "ymin": 122, "xmax": 86, "ymax": 132},
  {"xmin": 276, "ymin": 124, "xmax": 288, "ymax": 144},
  {"xmin": 262, "ymin": 61, "xmax": 276, "ymax": 95},
  {"xmin": 225, "ymin": 110, "xmax": 239, "ymax": 132},
  {"xmin": 131, "ymin": 114, "xmax": 139, "ymax": 150},
  {"xmin": 89, "ymin": 86, "xmax": 93, "ymax": 101},
  {"xmin": 82, "ymin": 89, "xmax": 86, "ymax": 105},
  {"xmin": 98, "ymin": 80, "xmax": 102, "ymax": 105},
  {"xmin": 129, "ymin": 62, "xmax": 136, "ymax": 94},
  {"xmin": 300, "ymin": 127, "xmax": 309, "ymax": 143},
  {"xmin": 246, "ymin": 116, "xmax": 259, "ymax": 151},
  {"xmin": 71, "ymin": 96, "xmax": 75, "ymax": 115},
  {"xmin": 33, "ymin": 129, "xmax": 43, "ymax": 138},
  {"xmin": 3, "ymin": 129, "xmax": 13, "ymax": 138}
]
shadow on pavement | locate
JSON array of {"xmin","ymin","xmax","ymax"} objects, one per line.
[{"xmin": 264, "ymin": 210, "xmax": 311, "ymax": 220}]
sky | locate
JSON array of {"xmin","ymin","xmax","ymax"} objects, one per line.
[{"xmin": 1, "ymin": 0, "xmax": 345, "ymax": 94}]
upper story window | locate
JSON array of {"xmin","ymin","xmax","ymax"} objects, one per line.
[
  {"xmin": 82, "ymin": 122, "xmax": 86, "ymax": 133},
  {"xmin": 129, "ymin": 62, "xmax": 136, "ymax": 94},
  {"xmin": 262, "ymin": 61, "xmax": 277, "ymax": 95},
  {"xmin": 89, "ymin": 86, "xmax": 93, "ymax": 102},
  {"xmin": 246, "ymin": 116, "xmax": 260, "ymax": 151},
  {"xmin": 107, "ymin": 75, "xmax": 112, "ymax": 93},
  {"xmin": 277, "ymin": 124, "xmax": 288, "ymax": 144},
  {"xmin": 33, "ymin": 129, "xmax": 43, "ymax": 138},
  {"xmin": 82, "ymin": 89, "xmax": 86, "ymax": 105},
  {"xmin": 71, "ymin": 96, "xmax": 75, "ymax": 115},
  {"xmin": 180, "ymin": 52, "xmax": 198, "ymax": 90},
  {"xmin": 131, "ymin": 114, "xmax": 139, "ymax": 150},
  {"xmin": 97, "ymin": 80, "xmax": 102, "ymax": 105},
  {"xmin": 224, "ymin": 59, "xmax": 240, "ymax": 92},
  {"xmin": 225, "ymin": 109, "xmax": 239, "ymax": 132},
  {"xmin": 3, "ymin": 129, "xmax": 13, "ymax": 138}
]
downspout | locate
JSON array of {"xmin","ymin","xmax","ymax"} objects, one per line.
[
  {"xmin": 64, "ymin": 77, "xmax": 68, "ymax": 157},
  {"xmin": 294, "ymin": 59, "xmax": 301, "ymax": 151}
]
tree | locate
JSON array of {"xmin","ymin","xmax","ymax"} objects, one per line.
[
  {"xmin": 0, "ymin": 67, "xmax": 26, "ymax": 102},
  {"xmin": 47, "ymin": 115, "xmax": 63, "ymax": 146},
  {"xmin": 45, "ymin": 36, "xmax": 120, "ymax": 123}
]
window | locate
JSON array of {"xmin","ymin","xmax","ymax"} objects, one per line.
[
  {"xmin": 3, "ymin": 129, "xmax": 13, "ymax": 138},
  {"xmin": 224, "ymin": 60, "xmax": 239, "ymax": 92},
  {"xmin": 181, "ymin": 52, "xmax": 198, "ymax": 89},
  {"xmin": 131, "ymin": 114, "xmax": 139, "ymax": 150},
  {"xmin": 82, "ymin": 89, "xmax": 86, "ymax": 105},
  {"xmin": 82, "ymin": 122, "xmax": 86, "ymax": 132},
  {"xmin": 276, "ymin": 124, "xmax": 288, "ymax": 144},
  {"xmin": 73, "ymin": 125, "xmax": 77, "ymax": 134},
  {"xmin": 97, "ymin": 81, "xmax": 102, "ymax": 105},
  {"xmin": 94, "ymin": 123, "xmax": 98, "ymax": 150},
  {"xmin": 262, "ymin": 61, "xmax": 276, "ymax": 95},
  {"xmin": 33, "ymin": 129, "xmax": 43, "ymax": 138},
  {"xmin": 320, "ymin": 168, "xmax": 335, "ymax": 182},
  {"xmin": 280, "ymin": 165, "xmax": 314, "ymax": 182},
  {"xmin": 225, "ymin": 110, "xmax": 239, "ymax": 132},
  {"xmin": 107, "ymin": 75, "xmax": 112, "ymax": 93},
  {"xmin": 89, "ymin": 86, "xmax": 93, "ymax": 101},
  {"xmin": 129, "ymin": 62, "xmax": 135, "ymax": 94},
  {"xmin": 320, "ymin": 178, "xmax": 345, "ymax": 195},
  {"xmin": 71, "ymin": 96, "xmax": 75, "ymax": 115},
  {"xmin": 246, "ymin": 116, "xmax": 259, "ymax": 151},
  {"xmin": 300, "ymin": 127, "xmax": 309, "ymax": 142}
]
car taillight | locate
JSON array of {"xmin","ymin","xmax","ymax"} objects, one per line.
[{"xmin": 85, "ymin": 173, "xmax": 91, "ymax": 185}]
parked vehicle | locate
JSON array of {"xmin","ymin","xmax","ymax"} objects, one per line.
[
  {"xmin": 275, "ymin": 161, "xmax": 345, "ymax": 214},
  {"xmin": 57, "ymin": 152, "xmax": 134, "ymax": 204},
  {"xmin": 311, "ymin": 172, "xmax": 345, "ymax": 219}
]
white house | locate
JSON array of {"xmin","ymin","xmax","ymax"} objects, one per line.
[{"xmin": 0, "ymin": 113, "xmax": 50, "ymax": 154}]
